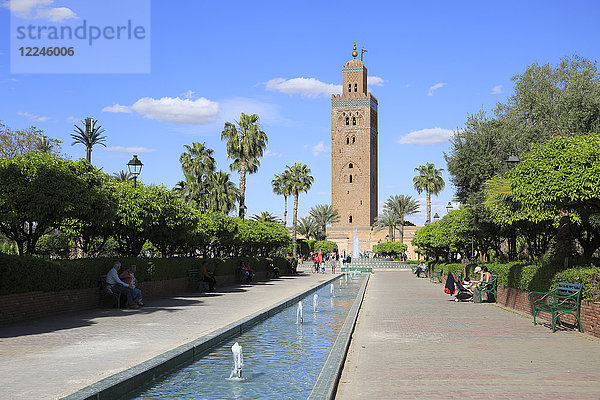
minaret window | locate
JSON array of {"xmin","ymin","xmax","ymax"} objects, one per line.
[
  {"xmin": 349, "ymin": 216, "xmax": 353, "ymax": 223},
  {"xmin": 348, "ymin": 84, "xmax": 351, "ymax": 92},
  {"xmin": 349, "ymin": 175, "xmax": 353, "ymax": 183},
  {"xmin": 352, "ymin": 136, "xmax": 356, "ymax": 144},
  {"xmin": 345, "ymin": 117, "xmax": 349, "ymax": 126},
  {"xmin": 354, "ymin": 83, "xmax": 357, "ymax": 92},
  {"xmin": 349, "ymin": 163, "xmax": 353, "ymax": 168},
  {"xmin": 346, "ymin": 137, "xmax": 350, "ymax": 144},
  {"xmin": 352, "ymin": 117, "xmax": 356, "ymax": 125}
]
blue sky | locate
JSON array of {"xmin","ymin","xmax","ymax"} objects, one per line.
[{"xmin": 1, "ymin": 0, "xmax": 599, "ymax": 225}]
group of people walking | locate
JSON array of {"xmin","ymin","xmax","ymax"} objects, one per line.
[{"xmin": 307, "ymin": 250, "xmax": 340, "ymax": 274}]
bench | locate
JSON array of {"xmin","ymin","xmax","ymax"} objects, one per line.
[
  {"xmin": 430, "ymin": 269, "xmax": 443, "ymax": 283},
  {"xmin": 474, "ymin": 274, "xmax": 497, "ymax": 303},
  {"xmin": 528, "ymin": 282, "xmax": 583, "ymax": 333},
  {"xmin": 100, "ymin": 275, "xmax": 124, "ymax": 308},
  {"xmin": 187, "ymin": 269, "xmax": 210, "ymax": 292}
]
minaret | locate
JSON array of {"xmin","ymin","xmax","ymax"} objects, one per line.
[{"xmin": 331, "ymin": 43, "xmax": 378, "ymax": 228}]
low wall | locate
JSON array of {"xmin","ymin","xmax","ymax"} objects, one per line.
[{"xmin": 0, "ymin": 272, "xmax": 266, "ymax": 325}]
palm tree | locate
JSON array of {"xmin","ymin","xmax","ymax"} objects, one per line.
[
  {"xmin": 373, "ymin": 209, "xmax": 400, "ymax": 241},
  {"xmin": 285, "ymin": 163, "xmax": 314, "ymax": 258},
  {"xmin": 251, "ymin": 211, "xmax": 283, "ymax": 224},
  {"xmin": 71, "ymin": 117, "xmax": 107, "ymax": 164},
  {"xmin": 383, "ymin": 194, "xmax": 420, "ymax": 243},
  {"xmin": 297, "ymin": 217, "xmax": 320, "ymax": 240},
  {"xmin": 35, "ymin": 135, "xmax": 57, "ymax": 154},
  {"xmin": 113, "ymin": 170, "xmax": 132, "ymax": 182},
  {"xmin": 206, "ymin": 170, "xmax": 239, "ymax": 214},
  {"xmin": 413, "ymin": 162, "xmax": 445, "ymax": 224},
  {"xmin": 179, "ymin": 142, "xmax": 215, "ymax": 181},
  {"xmin": 221, "ymin": 113, "xmax": 268, "ymax": 219},
  {"xmin": 272, "ymin": 170, "xmax": 292, "ymax": 227},
  {"xmin": 309, "ymin": 204, "xmax": 340, "ymax": 237}
]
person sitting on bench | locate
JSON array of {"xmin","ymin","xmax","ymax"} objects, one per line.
[
  {"xmin": 106, "ymin": 261, "xmax": 136, "ymax": 308},
  {"xmin": 200, "ymin": 261, "xmax": 216, "ymax": 291},
  {"xmin": 120, "ymin": 264, "xmax": 144, "ymax": 306}
]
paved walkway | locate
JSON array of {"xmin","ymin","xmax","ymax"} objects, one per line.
[
  {"xmin": 0, "ymin": 269, "xmax": 331, "ymax": 400},
  {"xmin": 336, "ymin": 270, "xmax": 600, "ymax": 399}
]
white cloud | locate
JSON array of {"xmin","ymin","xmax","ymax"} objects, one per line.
[
  {"xmin": 219, "ymin": 97, "xmax": 287, "ymax": 125},
  {"xmin": 3, "ymin": 0, "xmax": 77, "ymax": 21},
  {"xmin": 490, "ymin": 85, "xmax": 502, "ymax": 94},
  {"xmin": 18, "ymin": 111, "xmax": 48, "ymax": 122},
  {"xmin": 427, "ymin": 82, "xmax": 447, "ymax": 96},
  {"xmin": 397, "ymin": 127, "xmax": 454, "ymax": 145},
  {"xmin": 265, "ymin": 77, "xmax": 341, "ymax": 98},
  {"xmin": 102, "ymin": 104, "xmax": 132, "ymax": 113},
  {"xmin": 6, "ymin": 78, "xmax": 19, "ymax": 82},
  {"xmin": 367, "ymin": 76, "xmax": 385, "ymax": 86},
  {"xmin": 104, "ymin": 146, "xmax": 156, "ymax": 153},
  {"xmin": 309, "ymin": 141, "xmax": 329, "ymax": 156},
  {"xmin": 263, "ymin": 150, "xmax": 281, "ymax": 158},
  {"xmin": 130, "ymin": 96, "xmax": 219, "ymax": 125}
]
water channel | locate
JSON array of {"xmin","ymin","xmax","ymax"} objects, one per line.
[{"xmin": 125, "ymin": 274, "xmax": 365, "ymax": 400}]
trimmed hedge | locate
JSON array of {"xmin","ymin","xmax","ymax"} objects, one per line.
[{"xmin": 0, "ymin": 254, "xmax": 294, "ymax": 296}]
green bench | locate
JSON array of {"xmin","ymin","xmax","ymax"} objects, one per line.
[
  {"xmin": 528, "ymin": 282, "xmax": 583, "ymax": 333},
  {"xmin": 188, "ymin": 269, "xmax": 210, "ymax": 292},
  {"xmin": 100, "ymin": 274, "xmax": 124, "ymax": 308},
  {"xmin": 474, "ymin": 274, "xmax": 497, "ymax": 303},
  {"xmin": 430, "ymin": 269, "xmax": 443, "ymax": 283}
]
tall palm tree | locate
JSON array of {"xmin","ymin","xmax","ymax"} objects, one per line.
[
  {"xmin": 413, "ymin": 162, "xmax": 445, "ymax": 224},
  {"xmin": 383, "ymin": 194, "xmax": 420, "ymax": 243},
  {"xmin": 285, "ymin": 163, "xmax": 314, "ymax": 258},
  {"xmin": 71, "ymin": 117, "xmax": 107, "ymax": 164},
  {"xmin": 272, "ymin": 170, "xmax": 292, "ymax": 227},
  {"xmin": 112, "ymin": 170, "xmax": 132, "ymax": 182},
  {"xmin": 373, "ymin": 209, "xmax": 400, "ymax": 241},
  {"xmin": 251, "ymin": 211, "xmax": 283, "ymax": 224},
  {"xmin": 309, "ymin": 204, "xmax": 340, "ymax": 237},
  {"xmin": 179, "ymin": 142, "xmax": 215, "ymax": 181},
  {"xmin": 297, "ymin": 217, "xmax": 320, "ymax": 240},
  {"xmin": 221, "ymin": 113, "xmax": 268, "ymax": 220},
  {"xmin": 206, "ymin": 170, "xmax": 239, "ymax": 214}
]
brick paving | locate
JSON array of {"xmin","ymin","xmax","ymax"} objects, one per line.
[
  {"xmin": 0, "ymin": 269, "xmax": 331, "ymax": 400},
  {"xmin": 335, "ymin": 270, "xmax": 600, "ymax": 399}
]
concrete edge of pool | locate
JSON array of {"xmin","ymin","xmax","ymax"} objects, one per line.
[
  {"xmin": 308, "ymin": 273, "xmax": 370, "ymax": 400},
  {"xmin": 60, "ymin": 274, "xmax": 349, "ymax": 400}
]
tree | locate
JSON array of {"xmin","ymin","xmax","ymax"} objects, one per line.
[
  {"xmin": 179, "ymin": 142, "xmax": 215, "ymax": 183},
  {"xmin": 113, "ymin": 170, "xmax": 132, "ymax": 182},
  {"xmin": 373, "ymin": 209, "xmax": 400, "ymax": 241},
  {"xmin": 297, "ymin": 217, "xmax": 320, "ymax": 240},
  {"xmin": 413, "ymin": 163, "xmax": 445, "ymax": 224},
  {"xmin": 383, "ymin": 194, "xmax": 419, "ymax": 243},
  {"xmin": 272, "ymin": 170, "xmax": 292, "ymax": 227},
  {"xmin": 286, "ymin": 163, "xmax": 314, "ymax": 258},
  {"xmin": 373, "ymin": 242, "xmax": 407, "ymax": 258},
  {"xmin": 205, "ymin": 171, "xmax": 239, "ymax": 214},
  {"xmin": 0, "ymin": 153, "xmax": 88, "ymax": 255},
  {"xmin": 309, "ymin": 204, "xmax": 340, "ymax": 238},
  {"xmin": 71, "ymin": 118, "xmax": 107, "ymax": 164},
  {"xmin": 251, "ymin": 211, "xmax": 283, "ymax": 224},
  {"xmin": 221, "ymin": 113, "xmax": 268, "ymax": 219},
  {"xmin": 0, "ymin": 121, "xmax": 61, "ymax": 157}
]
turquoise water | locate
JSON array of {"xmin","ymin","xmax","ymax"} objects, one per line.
[{"xmin": 126, "ymin": 275, "xmax": 365, "ymax": 400}]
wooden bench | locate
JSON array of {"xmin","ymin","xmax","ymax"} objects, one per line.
[
  {"xmin": 100, "ymin": 275, "xmax": 124, "ymax": 308},
  {"xmin": 187, "ymin": 269, "xmax": 210, "ymax": 292},
  {"xmin": 528, "ymin": 282, "xmax": 583, "ymax": 333},
  {"xmin": 474, "ymin": 274, "xmax": 497, "ymax": 303},
  {"xmin": 430, "ymin": 269, "xmax": 443, "ymax": 283}
]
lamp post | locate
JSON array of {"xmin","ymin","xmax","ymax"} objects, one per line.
[
  {"xmin": 127, "ymin": 155, "xmax": 143, "ymax": 188},
  {"xmin": 385, "ymin": 234, "xmax": 390, "ymax": 242},
  {"xmin": 446, "ymin": 202, "xmax": 453, "ymax": 214},
  {"xmin": 506, "ymin": 153, "xmax": 520, "ymax": 261},
  {"xmin": 433, "ymin": 212, "xmax": 440, "ymax": 222}
]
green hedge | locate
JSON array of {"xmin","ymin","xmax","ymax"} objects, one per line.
[{"xmin": 0, "ymin": 254, "xmax": 295, "ymax": 296}]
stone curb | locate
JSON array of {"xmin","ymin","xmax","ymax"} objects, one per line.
[
  {"xmin": 60, "ymin": 274, "xmax": 343, "ymax": 400},
  {"xmin": 307, "ymin": 273, "xmax": 370, "ymax": 400}
]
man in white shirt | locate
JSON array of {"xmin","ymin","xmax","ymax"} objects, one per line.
[{"xmin": 106, "ymin": 261, "xmax": 136, "ymax": 308}]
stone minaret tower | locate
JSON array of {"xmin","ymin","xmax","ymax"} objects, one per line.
[{"xmin": 331, "ymin": 43, "xmax": 378, "ymax": 228}]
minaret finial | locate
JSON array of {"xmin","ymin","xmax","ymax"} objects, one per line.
[{"xmin": 352, "ymin": 42, "xmax": 358, "ymax": 58}]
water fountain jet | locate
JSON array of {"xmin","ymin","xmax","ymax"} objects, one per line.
[
  {"xmin": 228, "ymin": 342, "xmax": 246, "ymax": 381},
  {"xmin": 296, "ymin": 301, "xmax": 303, "ymax": 324},
  {"xmin": 313, "ymin": 294, "xmax": 318, "ymax": 312},
  {"xmin": 330, "ymin": 283, "xmax": 335, "ymax": 298}
]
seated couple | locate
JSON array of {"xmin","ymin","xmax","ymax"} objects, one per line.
[{"xmin": 106, "ymin": 261, "xmax": 144, "ymax": 309}]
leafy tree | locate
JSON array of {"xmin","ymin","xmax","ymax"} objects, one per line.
[
  {"xmin": 297, "ymin": 217, "xmax": 320, "ymax": 240},
  {"xmin": 205, "ymin": 170, "xmax": 238, "ymax": 214},
  {"xmin": 286, "ymin": 163, "xmax": 314, "ymax": 258},
  {"xmin": 373, "ymin": 242, "xmax": 407, "ymax": 257},
  {"xmin": 197, "ymin": 211, "xmax": 238, "ymax": 257},
  {"xmin": 113, "ymin": 170, "xmax": 132, "ymax": 182},
  {"xmin": 311, "ymin": 240, "xmax": 338, "ymax": 254},
  {"xmin": 221, "ymin": 113, "xmax": 268, "ymax": 219},
  {"xmin": 373, "ymin": 209, "xmax": 399, "ymax": 241},
  {"xmin": 413, "ymin": 163, "xmax": 445, "ymax": 224},
  {"xmin": 235, "ymin": 220, "xmax": 290, "ymax": 257},
  {"xmin": 383, "ymin": 194, "xmax": 419, "ymax": 243},
  {"xmin": 71, "ymin": 118, "xmax": 107, "ymax": 164},
  {"xmin": 251, "ymin": 211, "xmax": 282, "ymax": 224},
  {"xmin": 272, "ymin": 170, "xmax": 292, "ymax": 227},
  {"xmin": 180, "ymin": 142, "xmax": 216, "ymax": 179},
  {"xmin": 309, "ymin": 204, "xmax": 340, "ymax": 237},
  {"xmin": 0, "ymin": 121, "xmax": 61, "ymax": 157},
  {"xmin": 0, "ymin": 153, "xmax": 88, "ymax": 255},
  {"xmin": 36, "ymin": 232, "xmax": 72, "ymax": 258}
]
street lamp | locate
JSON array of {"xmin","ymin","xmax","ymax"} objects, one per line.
[
  {"xmin": 506, "ymin": 153, "xmax": 520, "ymax": 167},
  {"xmin": 385, "ymin": 234, "xmax": 390, "ymax": 242},
  {"xmin": 506, "ymin": 153, "xmax": 520, "ymax": 261},
  {"xmin": 433, "ymin": 212, "xmax": 440, "ymax": 221},
  {"xmin": 127, "ymin": 155, "xmax": 143, "ymax": 188},
  {"xmin": 446, "ymin": 202, "xmax": 453, "ymax": 214}
]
